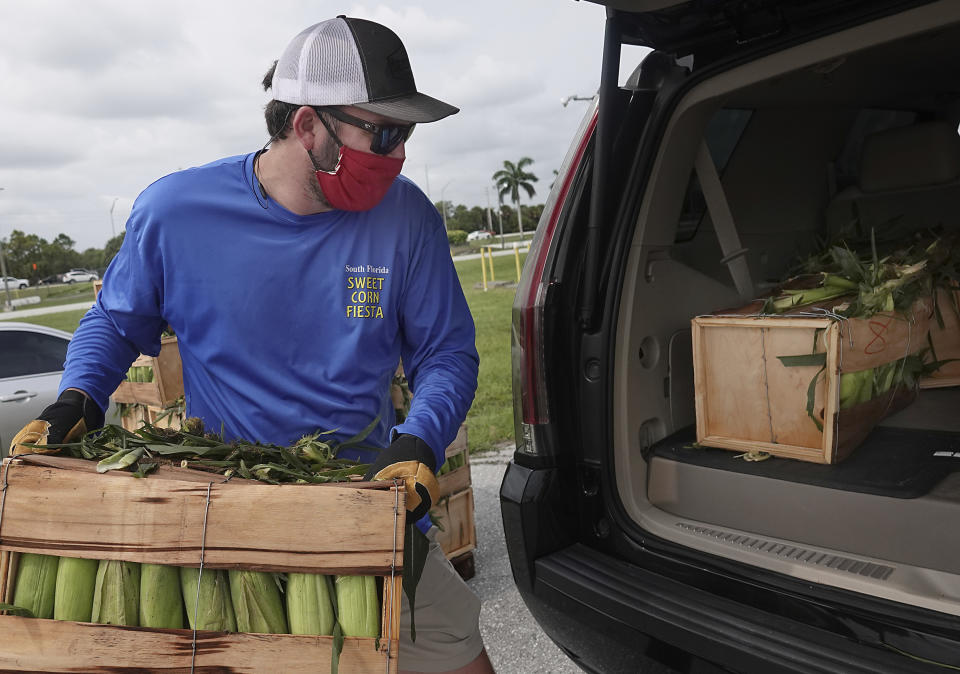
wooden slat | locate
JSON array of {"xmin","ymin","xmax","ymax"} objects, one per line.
[
  {"xmin": 112, "ymin": 337, "xmax": 184, "ymax": 406},
  {"xmin": 434, "ymin": 488, "xmax": 476, "ymax": 559},
  {"xmin": 922, "ymin": 288, "xmax": 960, "ymax": 388},
  {"xmin": 438, "ymin": 425, "xmax": 471, "ymax": 498},
  {"xmin": 0, "ymin": 459, "xmax": 405, "ymax": 574},
  {"xmin": 692, "ymin": 307, "xmax": 926, "ymax": 464},
  {"xmin": 0, "ymin": 616, "xmax": 397, "ymax": 673}
]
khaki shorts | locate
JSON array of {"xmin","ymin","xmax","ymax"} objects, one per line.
[{"xmin": 398, "ymin": 527, "xmax": 484, "ymax": 672}]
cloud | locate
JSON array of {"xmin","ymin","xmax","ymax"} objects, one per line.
[
  {"xmin": 0, "ymin": 0, "xmax": 609, "ymax": 250},
  {"xmin": 346, "ymin": 5, "xmax": 469, "ymax": 50}
]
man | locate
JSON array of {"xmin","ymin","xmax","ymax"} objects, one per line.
[{"xmin": 11, "ymin": 16, "xmax": 493, "ymax": 674}]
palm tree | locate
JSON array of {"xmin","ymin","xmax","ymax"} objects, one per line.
[{"xmin": 493, "ymin": 157, "xmax": 538, "ymax": 236}]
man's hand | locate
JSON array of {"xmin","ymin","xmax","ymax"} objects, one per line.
[
  {"xmin": 364, "ymin": 434, "xmax": 440, "ymax": 521},
  {"xmin": 9, "ymin": 390, "xmax": 104, "ymax": 457}
]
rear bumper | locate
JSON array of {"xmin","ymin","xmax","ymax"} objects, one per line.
[{"xmin": 500, "ymin": 461, "xmax": 938, "ymax": 674}]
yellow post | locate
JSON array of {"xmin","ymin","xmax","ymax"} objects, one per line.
[
  {"xmin": 480, "ymin": 247, "xmax": 488, "ymax": 291},
  {"xmin": 487, "ymin": 247, "xmax": 495, "ymax": 283},
  {"xmin": 514, "ymin": 245, "xmax": 522, "ymax": 282}
]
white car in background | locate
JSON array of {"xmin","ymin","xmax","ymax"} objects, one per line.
[
  {"xmin": 61, "ymin": 269, "xmax": 98, "ymax": 284},
  {"xmin": 0, "ymin": 276, "xmax": 29, "ymax": 290},
  {"xmin": 466, "ymin": 230, "xmax": 494, "ymax": 242},
  {"xmin": 0, "ymin": 322, "xmax": 115, "ymax": 457}
]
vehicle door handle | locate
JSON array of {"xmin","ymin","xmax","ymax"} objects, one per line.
[{"xmin": 0, "ymin": 390, "xmax": 39, "ymax": 403}]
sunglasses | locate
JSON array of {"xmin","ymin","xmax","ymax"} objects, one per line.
[{"xmin": 315, "ymin": 107, "xmax": 415, "ymax": 155}]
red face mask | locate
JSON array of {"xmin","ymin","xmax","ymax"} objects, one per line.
[{"xmin": 315, "ymin": 145, "xmax": 405, "ymax": 211}]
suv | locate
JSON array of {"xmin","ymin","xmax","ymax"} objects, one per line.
[
  {"xmin": 0, "ymin": 276, "xmax": 28, "ymax": 290},
  {"xmin": 61, "ymin": 269, "xmax": 98, "ymax": 284},
  {"xmin": 501, "ymin": 2, "xmax": 960, "ymax": 673}
]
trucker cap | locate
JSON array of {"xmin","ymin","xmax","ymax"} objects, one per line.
[{"xmin": 270, "ymin": 16, "xmax": 459, "ymax": 124}]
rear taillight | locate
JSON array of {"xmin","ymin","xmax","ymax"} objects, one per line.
[{"xmin": 513, "ymin": 106, "xmax": 597, "ymax": 455}]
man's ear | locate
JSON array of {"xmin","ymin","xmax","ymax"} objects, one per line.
[{"xmin": 291, "ymin": 106, "xmax": 323, "ymax": 150}]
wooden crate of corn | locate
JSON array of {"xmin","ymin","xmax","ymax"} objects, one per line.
[
  {"xmin": 111, "ymin": 335, "xmax": 184, "ymax": 407},
  {"xmin": 437, "ymin": 423, "xmax": 470, "ymax": 498},
  {"xmin": 693, "ymin": 295, "xmax": 934, "ymax": 464},
  {"xmin": 921, "ymin": 286, "xmax": 960, "ymax": 389},
  {"xmin": 0, "ymin": 451, "xmax": 405, "ymax": 672},
  {"xmin": 432, "ymin": 487, "xmax": 477, "ymax": 560},
  {"xmin": 118, "ymin": 400, "xmax": 184, "ymax": 432}
]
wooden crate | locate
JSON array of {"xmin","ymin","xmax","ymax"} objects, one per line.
[
  {"xmin": 118, "ymin": 403, "xmax": 184, "ymax": 432},
  {"xmin": 432, "ymin": 487, "xmax": 476, "ymax": 559},
  {"xmin": 438, "ymin": 424, "xmax": 470, "ymax": 498},
  {"xmin": 111, "ymin": 336, "xmax": 184, "ymax": 407},
  {"xmin": 692, "ymin": 299, "xmax": 932, "ymax": 463},
  {"xmin": 921, "ymin": 287, "xmax": 960, "ymax": 389},
  {"xmin": 0, "ymin": 454, "xmax": 405, "ymax": 673}
]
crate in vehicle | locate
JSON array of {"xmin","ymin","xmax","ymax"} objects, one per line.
[
  {"xmin": 691, "ymin": 298, "xmax": 932, "ymax": 464},
  {"xmin": 111, "ymin": 336, "xmax": 184, "ymax": 407},
  {"xmin": 432, "ymin": 487, "xmax": 476, "ymax": 559},
  {"xmin": 0, "ymin": 454, "xmax": 405, "ymax": 673},
  {"xmin": 921, "ymin": 287, "xmax": 960, "ymax": 389}
]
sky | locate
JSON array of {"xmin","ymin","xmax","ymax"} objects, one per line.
[{"xmin": 0, "ymin": 1, "xmax": 650, "ymax": 251}]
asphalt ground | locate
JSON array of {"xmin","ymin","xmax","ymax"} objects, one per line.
[{"xmin": 465, "ymin": 446, "xmax": 581, "ymax": 674}]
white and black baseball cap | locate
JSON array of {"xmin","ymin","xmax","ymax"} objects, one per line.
[{"xmin": 270, "ymin": 16, "xmax": 459, "ymax": 124}]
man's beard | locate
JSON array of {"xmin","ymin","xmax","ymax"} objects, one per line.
[{"xmin": 306, "ymin": 137, "xmax": 341, "ymax": 209}]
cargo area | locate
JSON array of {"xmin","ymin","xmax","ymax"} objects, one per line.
[{"xmin": 612, "ymin": 4, "xmax": 960, "ymax": 615}]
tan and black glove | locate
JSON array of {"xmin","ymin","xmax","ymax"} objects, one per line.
[
  {"xmin": 364, "ymin": 434, "xmax": 440, "ymax": 521},
  {"xmin": 9, "ymin": 390, "xmax": 104, "ymax": 457}
]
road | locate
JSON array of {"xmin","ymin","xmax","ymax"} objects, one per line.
[
  {"xmin": 0, "ymin": 300, "xmax": 94, "ymax": 319},
  {"xmin": 465, "ymin": 446, "xmax": 581, "ymax": 674}
]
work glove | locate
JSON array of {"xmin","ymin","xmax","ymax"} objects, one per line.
[
  {"xmin": 9, "ymin": 390, "xmax": 104, "ymax": 457},
  {"xmin": 364, "ymin": 434, "xmax": 439, "ymax": 521}
]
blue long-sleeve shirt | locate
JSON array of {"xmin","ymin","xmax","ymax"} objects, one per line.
[{"xmin": 61, "ymin": 152, "xmax": 478, "ymax": 477}]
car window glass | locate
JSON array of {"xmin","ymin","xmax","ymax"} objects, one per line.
[
  {"xmin": 0, "ymin": 331, "xmax": 69, "ymax": 379},
  {"xmin": 675, "ymin": 109, "xmax": 753, "ymax": 242}
]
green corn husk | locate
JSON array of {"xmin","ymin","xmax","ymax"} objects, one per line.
[
  {"xmin": 140, "ymin": 564, "xmax": 184, "ymax": 629},
  {"xmin": 91, "ymin": 560, "xmax": 140, "ymax": 626},
  {"xmin": 335, "ymin": 575, "xmax": 380, "ymax": 638},
  {"xmin": 857, "ymin": 368, "xmax": 875, "ymax": 404},
  {"xmin": 229, "ymin": 570, "xmax": 288, "ymax": 634},
  {"xmin": 180, "ymin": 567, "xmax": 236, "ymax": 632},
  {"xmin": 13, "ymin": 553, "xmax": 59, "ymax": 619},
  {"xmin": 53, "ymin": 557, "xmax": 98, "ymax": 622},
  {"xmin": 286, "ymin": 573, "xmax": 335, "ymax": 635}
]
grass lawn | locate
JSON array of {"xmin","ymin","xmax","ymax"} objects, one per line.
[
  {"xmin": 0, "ymin": 308, "xmax": 90, "ymax": 333},
  {"xmin": 1, "ymin": 253, "xmax": 525, "ymax": 453},
  {"xmin": 2, "ymin": 284, "xmax": 95, "ymax": 308},
  {"xmin": 454, "ymin": 251, "xmax": 527, "ymax": 453}
]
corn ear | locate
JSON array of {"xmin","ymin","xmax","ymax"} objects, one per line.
[
  {"xmin": 13, "ymin": 553, "xmax": 59, "ymax": 619},
  {"xmin": 180, "ymin": 567, "xmax": 236, "ymax": 631},
  {"xmin": 91, "ymin": 560, "xmax": 140, "ymax": 626},
  {"xmin": 140, "ymin": 564, "xmax": 184, "ymax": 628},
  {"xmin": 335, "ymin": 575, "xmax": 379, "ymax": 637},
  {"xmin": 286, "ymin": 572, "xmax": 335, "ymax": 635},
  {"xmin": 229, "ymin": 570, "xmax": 288, "ymax": 634},
  {"xmin": 53, "ymin": 557, "xmax": 98, "ymax": 622}
]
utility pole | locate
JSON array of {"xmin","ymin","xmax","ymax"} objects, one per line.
[
  {"xmin": 424, "ymin": 164, "xmax": 432, "ymax": 202},
  {"xmin": 0, "ymin": 187, "xmax": 10, "ymax": 311},
  {"xmin": 440, "ymin": 181, "xmax": 453, "ymax": 232},
  {"xmin": 486, "ymin": 187, "xmax": 501, "ymax": 249},
  {"xmin": 109, "ymin": 197, "xmax": 118, "ymax": 238}
]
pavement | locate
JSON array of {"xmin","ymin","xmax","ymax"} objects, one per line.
[
  {"xmin": 466, "ymin": 446, "xmax": 582, "ymax": 674},
  {"xmin": 0, "ymin": 300, "xmax": 94, "ymax": 319}
]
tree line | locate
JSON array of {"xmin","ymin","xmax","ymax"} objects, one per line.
[
  {"xmin": 438, "ymin": 156, "xmax": 546, "ymax": 239},
  {"xmin": 1, "ymin": 230, "xmax": 125, "ymax": 283},
  {"xmin": 2, "ymin": 157, "xmax": 546, "ymax": 281}
]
